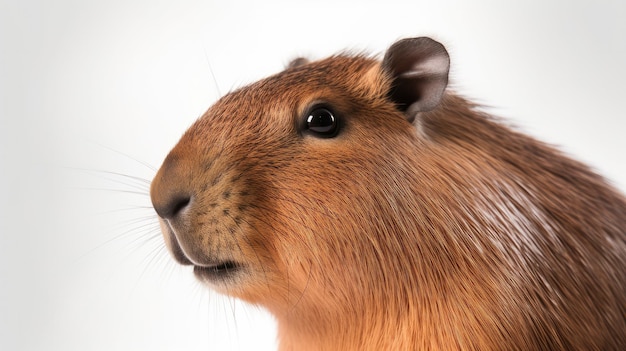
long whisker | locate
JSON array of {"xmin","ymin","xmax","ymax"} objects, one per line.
[
  {"xmin": 66, "ymin": 169, "xmax": 151, "ymax": 194},
  {"xmin": 95, "ymin": 206, "xmax": 155, "ymax": 215},
  {"xmin": 77, "ymin": 217, "xmax": 159, "ymax": 260},
  {"xmin": 125, "ymin": 223, "xmax": 164, "ymax": 248},
  {"xmin": 73, "ymin": 187, "xmax": 150, "ymax": 196},
  {"xmin": 203, "ymin": 48, "xmax": 222, "ymax": 97},
  {"xmin": 133, "ymin": 236, "xmax": 170, "ymax": 289},
  {"xmin": 66, "ymin": 167, "xmax": 152, "ymax": 185},
  {"xmin": 90, "ymin": 142, "xmax": 157, "ymax": 172}
]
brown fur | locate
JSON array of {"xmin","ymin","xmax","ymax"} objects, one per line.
[{"xmin": 150, "ymin": 43, "xmax": 626, "ymax": 350}]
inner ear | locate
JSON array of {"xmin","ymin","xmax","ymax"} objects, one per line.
[{"xmin": 382, "ymin": 37, "xmax": 450, "ymax": 122}]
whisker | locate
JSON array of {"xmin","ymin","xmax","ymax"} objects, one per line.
[
  {"xmin": 72, "ymin": 187, "xmax": 150, "ymax": 196},
  {"xmin": 142, "ymin": 238, "xmax": 178, "ymax": 286},
  {"xmin": 97, "ymin": 216, "xmax": 158, "ymax": 242},
  {"xmin": 78, "ymin": 219, "xmax": 160, "ymax": 261},
  {"xmin": 90, "ymin": 142, "xmax": 157, "ymax": 172},
  {"xmin": 133, "ymin": 236, "xmax": 171, "ymax": 289},
  {"xmin": 160, "ymin": 251, "xmax": 180, "ymax": 284},
  {"xmin": 228, "ymin": 295, "xmax": 239, "ymax": 340},
  {"xmin": 95, "ymin": 206, "xmax": 155, "ymax": 216},
  {"xmin": 203, "ymin": 48, "xmax": 222, "ymax": 97},
  {"xmin": 66, "ymin": 169, "xmax": 150, "ymax": 194},
  {"xmin": 106, "ymin": 214, "xmax": 158, "ymax": 230},
  {"xmin": 124, "ymin": 223, "xmax": 164, "ymax": 249},
  {"xmin": 66, "ymin": 167, "xmax": 152, "ymax": 185}
]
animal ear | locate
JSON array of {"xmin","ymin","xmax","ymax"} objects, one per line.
[
  {"xmin": 382, "ymin": 37, "xmax": 450, "ymax": 122},
  {"xmin": 286, "ymin": 57, "xmax": 310, "ymax": 69}
]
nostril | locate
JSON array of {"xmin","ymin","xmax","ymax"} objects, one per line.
[
  {"xmin": 161, "ymin": 196, "xmax": 191, "ymax": 218},
  {"xmin": 155, "ymin": 195, "xmax": 191, "ymax": 219},
  {"xmin": 169, "ymin": 196, "xmax": 191, "ymax": 217},
  {"xmin": 151, "ymin": 151, "xmax": 194, "ymax": 220}
]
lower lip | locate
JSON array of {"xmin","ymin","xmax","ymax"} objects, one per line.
[{"xmin": 193, "ymin": 262, "xmax": 241, "ymax": 281}]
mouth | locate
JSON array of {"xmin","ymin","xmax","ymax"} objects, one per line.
[
  {"xmin": 157, "ymin": 219, "xmax": 246, "ymax": 283},
  {"xmin": 193, "ymin": 261, "xmax": 242, "ymax": 281}
]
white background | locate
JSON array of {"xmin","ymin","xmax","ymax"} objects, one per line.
[{"xmin": 1, "ymin": 1, "xmax": 624, "ymax": 350}]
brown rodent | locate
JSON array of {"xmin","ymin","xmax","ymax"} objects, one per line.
[{"xmin": 150, "ymin": 37, "xmax": 626, "ymax": 350}]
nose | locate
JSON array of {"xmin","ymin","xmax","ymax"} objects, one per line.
[
  {"xmin": 150, "ymin": 152, "xmax": 192, "ymax": 220},
  {"xmin": 155, "ymin": 194, "xmax": 191, "ymax": 219}
]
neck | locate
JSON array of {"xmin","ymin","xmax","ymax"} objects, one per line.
[{"xmin": 271, "ymin": 279, "xmax": 507, "ymax": 351}]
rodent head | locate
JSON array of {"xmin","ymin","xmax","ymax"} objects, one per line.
[
  {"xmin": 150, "ymin": 37, "xmax": 451, "ymax": 309},
  {"xmin": 149, "ymin": 37, "xmax": 626, "ymax": 349}
]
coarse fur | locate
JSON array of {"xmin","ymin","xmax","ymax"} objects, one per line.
[{"xmin": 150, "ymin": 38, "xmax": 626, "ymax": 350}]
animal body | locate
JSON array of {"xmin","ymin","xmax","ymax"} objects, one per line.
[{"xmin": 150, "ymin": 37, "xmax": 626, "ymax": 350}]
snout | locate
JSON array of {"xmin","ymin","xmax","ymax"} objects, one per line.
[
  {"xmin": 150, "ymin": 151, "xmax": 207, "ymax": 266},
  {"xmin": 150, "ymin": 143, "xmax": 254, "ymax": 277}
]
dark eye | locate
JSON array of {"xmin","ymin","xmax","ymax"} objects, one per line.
[{"xmin": 305, "ymin": 107, "xmax": 339, "ymax": 137}]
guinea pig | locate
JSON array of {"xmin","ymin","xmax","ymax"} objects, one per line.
[{"xmin": 150, "ymin": 37, "xmax": 626, "ymax": 350}]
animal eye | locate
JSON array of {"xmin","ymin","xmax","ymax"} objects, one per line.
[{"xmin": 305, "ymin": 107, "xmax": 339, "ymax": 137}]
